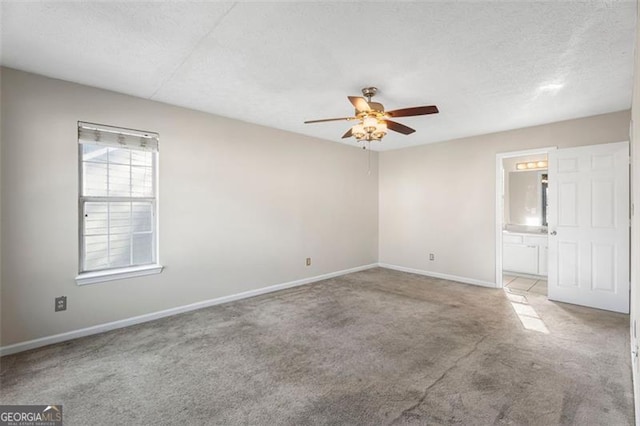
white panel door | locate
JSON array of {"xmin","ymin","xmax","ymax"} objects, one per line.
[{"xmin": 547, "ymin": 141, "xmax": 629, "ymax": 313}]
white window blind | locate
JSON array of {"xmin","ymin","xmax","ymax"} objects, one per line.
[
  {"xmin": 78, "ymin": 122, "xmax": 159, "ymax": 274},
  {"xmin": 78, "ymin": 122, "xmax": 159, "ymax": 152}
]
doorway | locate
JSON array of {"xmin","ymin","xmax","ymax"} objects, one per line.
[
  {"xmin": 496, "ymin": 142, "xmax": 630, "ymax": 314},
  {"xmin": 495, "ymin": 148, "xmax": 554, "ymax": 297}
]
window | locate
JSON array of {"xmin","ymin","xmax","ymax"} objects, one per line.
[{"xmin": 76, "ymin": 122, "xmax": 162, "ymax": 285}]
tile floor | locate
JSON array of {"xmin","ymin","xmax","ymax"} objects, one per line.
[{"xmin": 503, "ymin": 274, "xmax": 547, "ymax": 295}]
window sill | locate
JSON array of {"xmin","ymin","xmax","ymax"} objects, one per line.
[{"xmin": 76, "ymin": 264, "xmax": 164, "ymax": 286}]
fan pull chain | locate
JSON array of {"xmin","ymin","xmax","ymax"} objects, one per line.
[{"xmin": 367, "ymin": 141, "xmax": 371, "ymax": 175}]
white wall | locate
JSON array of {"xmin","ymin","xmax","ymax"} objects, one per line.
[
  {"xmin": 629, "ymin": 0, "xmax": 640, "ymax": 419},
  {"xmin": 379, "ymin": 110, "xmax": 631, "ymax": 285},
  {"xmin": 0, "ymin": 66, "xmax": 3, "ymax": 344},
  {"xmin": 0, "ymin": 66, "xmax": 633, "ymax": 350},
  {"xmin": 0, "ymin": 68, "xmax": 379, "ymax": 347}
]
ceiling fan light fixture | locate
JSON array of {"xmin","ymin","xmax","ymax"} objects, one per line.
[
  {"xmin": 362, "ymin": 116, "xmax": 378, "ymax": 132},
  {"xmin": 352, "ymin": 123, "xmax": 366, "ymax": 140},
  {"xmin": 351, "ymin": 118, "xmax": 388, "ymax": 141},
  {"xmin": 372, "ymin": 121, "xmax": 387, "ymax": 139}
]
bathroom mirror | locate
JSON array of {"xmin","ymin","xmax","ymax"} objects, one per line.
[{"xmin": 508, "ymin": 171, "xmax": 548, "ymax": 227}]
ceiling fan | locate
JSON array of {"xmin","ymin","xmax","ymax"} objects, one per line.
[{"xmin": 304, "ymin": 87, "xmax": 439, "ymax": 144}]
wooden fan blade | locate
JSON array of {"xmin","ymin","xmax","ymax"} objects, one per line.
[
  {"xmin": 304, "ymin": 117, "xmax": 355, "ymax": 124},
  {"xmin": 386, "ymin": 105, "xmax": 439, "ymax": 118},
  {"xmin": 384, "ymin": 120, "xmax": 416, "ymax": 135},
  {"xmin": 348, "ymin": 96, "xmax": 371, "ymax": 112},
  {"xmin": 341, "ymin": 128, "xmax": 353, "ymax": 139}
]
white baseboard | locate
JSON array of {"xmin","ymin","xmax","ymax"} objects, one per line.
[
  {"xmin": 378, "ymin": 263, "xmax": 497, "ymax": 288},
  {"xmin": 0, "ymin": 263, "xmax": 378, "ymax": 357}
]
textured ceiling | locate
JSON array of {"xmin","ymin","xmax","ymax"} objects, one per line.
[{"xmin": 1, "ymin": 1, "xmax": 636, "ymax": 151}]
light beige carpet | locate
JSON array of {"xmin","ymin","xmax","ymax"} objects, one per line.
[{"xmin": 1, "ymin": 268, "xmax": 634, "ymax": 425}]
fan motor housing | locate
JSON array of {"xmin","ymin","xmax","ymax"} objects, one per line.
[{"xmin": 367, "ymin": 102, "xmax": 384, "ymax": 113}]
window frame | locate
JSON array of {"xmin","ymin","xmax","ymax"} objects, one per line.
[{"xmin": 76, "ymin": 122, "xmax": 163, "ymax": 285}]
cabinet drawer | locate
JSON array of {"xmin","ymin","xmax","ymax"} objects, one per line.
[
  {"xmin": 503, "ymin": 234, "xmax": 524, "ymax": 244},
  {"xmin": 524, "ymin": 235, "xmax": 547, "ymax": 246}
]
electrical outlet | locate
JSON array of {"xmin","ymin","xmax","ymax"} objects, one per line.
[
  {"xmin": 55, "ymin": 296, "xmax": 67, "ymax": 312},
  {"xmin": 429, "ymin": 253, "xmax": 435, "ymax": 261},
  {"xmin": 306, "ymin": 257, "xmax": 311, "ymax": 266}
]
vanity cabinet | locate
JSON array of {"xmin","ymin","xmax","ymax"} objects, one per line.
[
  {"xmin": 538, "ymin": 245, "xmax": 548, "ymax": 276},
  {"xmin": 503, "ymin": 233, "xmax": 548, "ymax": 276}
]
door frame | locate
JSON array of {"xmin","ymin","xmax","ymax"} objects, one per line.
[{"xmin": 495, "ymin": 147, "xmax": 557, "ymax": 288}]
